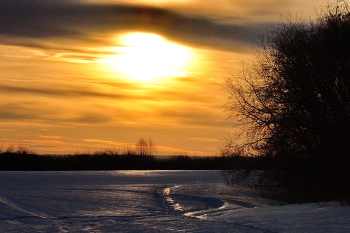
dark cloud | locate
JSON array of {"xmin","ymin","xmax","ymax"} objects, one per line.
[
  {"xmin": 0, "ymin": 83, "xmax": 174, "ymax": 102},
  {"xmin": 0, "ymin": 84, "xmax": 127, "ymax": 99},
  {"xmin": 0, "ymin": 100, "xmax": 115, "ymax": 124},
  {"xmin": 73, "ymin": 112, "xmax": 114, "ymax": 124},
  {"xmin": 159, "ymin": 105, "xmax": 229, "ymax": 127},
  {"xmin": 0, "ymin": 0, "xmax": 274, "ymax": 51},
  {"xmin": 0, "ymin": 102, "xmax": 43, "ymax": 120}
]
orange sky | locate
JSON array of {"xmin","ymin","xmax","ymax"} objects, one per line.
[{"xmin": 0, "ymin": 0, "xmax": 328, "ymax": 155}]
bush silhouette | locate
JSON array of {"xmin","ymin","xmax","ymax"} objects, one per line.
[{"xmin": 224, "ymin": 1, "xmax": 350, "ymax": 202}]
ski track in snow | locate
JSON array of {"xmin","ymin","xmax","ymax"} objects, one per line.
[
  {"xmin": 0, "ymin": 194, "xmax": 50, "ymax": 220},
  {"xmin": 156, "ymin": 185, "xmax": 277, "ymax": 233}
]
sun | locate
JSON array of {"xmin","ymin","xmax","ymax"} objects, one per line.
[{"xmin": 109, "ymin": 33, "xmax": 190, "ymax": 82}]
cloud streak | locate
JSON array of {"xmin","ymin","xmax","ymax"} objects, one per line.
[{"xmin": 0, "ymin": 0, "xmax": 274, "ymax": 52}]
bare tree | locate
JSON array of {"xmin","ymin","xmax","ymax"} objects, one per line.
[
  {"xmin": 135, "ymin": 137, "xmax": 148, "ymax": 156},
  {"xmin": 147, "ymin": 138, "xmax": 156, "ymax": 156},
  {"xmin": 135, "ymin": 137, "xmax": 156, "ymax": 156},
  {"xmin": 225, "ymin": 1, "xmax": 350, "ymax": 202}
]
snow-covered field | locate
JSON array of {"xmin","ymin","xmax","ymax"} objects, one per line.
[{"xmin": 0, "ymin": 171, "xmax": 349, "ymax": 232}]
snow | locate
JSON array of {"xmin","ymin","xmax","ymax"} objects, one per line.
[{"xmin": 0, "ymin": 170, "xmax": 349, "ymax": 232}]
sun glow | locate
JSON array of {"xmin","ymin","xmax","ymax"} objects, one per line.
[{"xmin": 109, "ymin": 33, "xmax": 190, "ymax": 82}]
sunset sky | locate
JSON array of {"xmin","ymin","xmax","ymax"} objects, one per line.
[{"xmin": 0, "ymin": 0, "xmax": 328, "ymax": 155}]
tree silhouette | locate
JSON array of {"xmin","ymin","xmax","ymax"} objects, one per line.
[
  {"xmin": 225, "ymin": 1, "xmax": 350, "ymax": 202},
  {"xmin": 135, "ymin": 137, "xmax": 156, "ymax": 156}
]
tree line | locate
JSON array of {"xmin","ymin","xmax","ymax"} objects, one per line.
[{"xmin": 0, "ymin": 143, "xmax": 228, "ymax": 171}]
